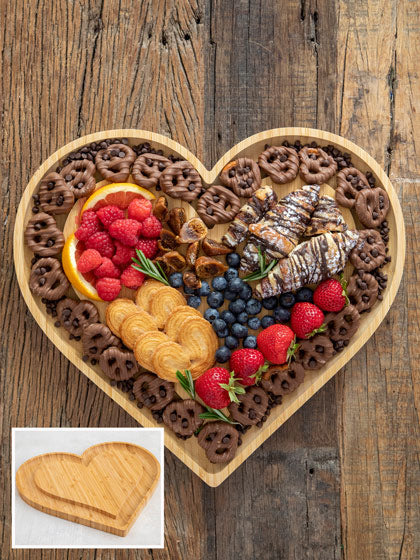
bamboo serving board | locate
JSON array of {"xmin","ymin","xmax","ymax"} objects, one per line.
[
  {"xmin": 15, "ymin": 442, "xmax": 160, "ymax": 536},
  {"xmin": 14, "ymin": 128, "xmax": 405, "ymax": 486}
]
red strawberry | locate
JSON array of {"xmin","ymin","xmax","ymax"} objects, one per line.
[
  {"xmin": 85, "ymin": 231, "xmax": 115, "ymax": 258},
  {"xmin": 121, "ymin": 266, "xmax": 146, "ymax": 289},
  {"xmin": 96, "ymin": 205, "xmax": 125, "ymax": 228},
  {"xmin": 313, "ymin": 277, "xmax": 348, "ymax": 312},
  {"xmin": 195, "ymin": 368, "xmax": 245, "ymax": 409},
  {"xmin": 140, "ymin": 215, "xmax": 162, "ymax": 238},
  {"xmin": 127, "ymin": 198, "xmax": 153, "ymax": 222},
  {"xmin": 112, "ymin": 241, "xmax": 136, "ymax": 267},
  {"xmin": 257, "ymin": 324, "xmax": 295, "ymax": 364},
  {"xmin": 96, "ymin": 277, "xmax": 121, "ymax": 301},
  {"xmin": 77, "ymin": 249, "xmax": 102, "ymax": 273},
  {"xmin": 108, "ymin": 218, "xmax": 141, "ymax": 246},
  {"xmin": 229, "ymin": 349, "xmax": 267, "ymax": 386},
  {"xmin": 135, "ymin": 238, "xmax": 158, "ymax": 259},
  {"xmin": 94, "ymin": 257, "xmax": 121, "ymax": 279},
  {"xmin": 290, "ymin": 302, "xmax": 325, "ymax": 339},
  {"xmin": 75, "ymin": 210, "xmax": 102, "ymax": 241}
]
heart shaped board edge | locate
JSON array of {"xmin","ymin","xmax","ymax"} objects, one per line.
[
  {"xmin": 14, "ymin": 128, "xmax": 406, "ymax": 486},
  {"xmin": 15, "ymin": 442, "xmax": 160, "ymax": 536}
]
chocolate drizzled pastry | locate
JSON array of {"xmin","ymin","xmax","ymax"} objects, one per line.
[
  {"xmin": 159, "ymin": 161, "xmax": 202, "ymax": 202},
  {"xmin": 132, "ymin": 153, "xmax": 172, "ymax": 189},
  {"xmin": 256, "ymin": 231, "xmax": 359, "ymax": 298},
  {"xmin": 305, "ymin": 195, "xmax": 347, "ymax": 236},
  {"xmin": 38, "ymin": 172, "xmax": 74, "ymax": 214},
  {"xmin": 95, "ymin": 143, "xmax": 136, "ymax": 182},
  {"xmin": 82, "ymin": 322, "xmax": 119, "ymax": 362},
  {"xmin": 324, "ymin": 304, "xmax": 360, "ymax": 342},
  {"xmin": 261, "ymin": 362, "xmax": 305, "ymax": 396},
  {"xmin": 347, "ymin": 271, "xmax": 378, "ymax": 313},
  {"xmin": 133, "ymin": 372, "xmax": 175, "ymax": 411},
  {"xmin": 336, "ymin": 167, "xmax": 370, "ymax": 208},
  {"xmin": 197, "ymin": 421, "xmax": 239, "ymax": 464},
  {"xmin": 29, "ymin": 257, "xmax": 70, "ymax": 300},
  {"xmin": 258, "ymin": 146, "xmax": 299, "ymax": 184},
  {"xmin": 349, "ymin": 229, "xmax": 386, "ymax": 271},
  {"xmin": 222, "ymin": 184, "xmax": 278, "ymax": 249},
  {"xmin": 228, "ymin": 386, "xmax": 268, "ymax": 426},
  {"xmin": 295, "ymin": 335, "xmax": 334, "ymax": 370},
  {"xmin": 197, "ymin": 185, "xmax": 241, "ymax": 228},
  {"xmin": 56, "ymin": 298, "xmax": 99, "ymax": 338},
  {"xmin": 60, "ymin": 160, "xmax": 96, "ymax": 198},
  {"xmin": 24, "ymin": 212, "xmax": 65, "ymax": 257},
  {"xmin": 299, "ymin": 147, "xmax": 338, "ymax": 184},
  {"xmin": 220, "ymin": 157, "xmax": 261, "ymax": 197},
  {"xmin": 99, "ymin": 346, "xmax": 138, "ymax": 381},
  {"xmin": 163, "ymin": 399, "xmax": 204, "ymax": 438},
  {"xmin": 355, "ymin": 187, "xmax": 390, "ymax": 228}
]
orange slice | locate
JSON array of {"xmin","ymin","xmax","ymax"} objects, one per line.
[
  {"xmin": 81, "ymin": 183, "xmax": 155, "ymax": 214},
  {"xmin": 62, "ymin": 233, "xmax": 101, "ymax": 301}
]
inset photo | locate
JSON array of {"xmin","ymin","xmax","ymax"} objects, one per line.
[{"xmin": 12, "ymin": 427, "xmax": 163, "ymax": 549}]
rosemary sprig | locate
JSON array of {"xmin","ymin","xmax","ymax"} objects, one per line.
[
  {"xmin": 243, "ymin": 247, "xmax": 277, "ymax": 282},
  {"xmin": 199, "ymin": 408, "xmax": 239, "ymax": 425},
  {"xmin": 176, "ymin": 369, "xmax": 196, "ymax": 399},
  {"xmin": 131, "ymin": 249, "xmax": 169, "ymax": 285}
]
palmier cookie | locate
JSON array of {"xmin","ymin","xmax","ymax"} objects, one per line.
[
  {"xmin": 298, "ymin": 147, "xmax": 337, "ymax": 184},
  {"xmin": 258, "ymin": 146, "xmax": 299, "ymax": 184},
  {"xmin": 220, "ymin": 157, "xmax": 261, "ymax": 198},
  {"xmin": 99, "ymin": 346, "xmax": 138, "ymax": 381},
  {"xmin": 347, "ymin": 271, "xmax": 378, "ymax": 313},
  {"xmin": 120, "ymin": 310, "xmax": 158, "ymax": 349},
  {"xmin": 261, "ymin": 362, "xmax": 305, "ymax": 396},
  {"xmin": 132, "ymin": 153, "xmax": 172, "ymax": 189},
  {"xmin": 24, "ymin": 212, "xmax": 65, "ymax": 257},
  {"xmin": 133, "ymin": 372, "xmax": 175, "ymax": 411},
  {"xmin": 355, "ymin": 187, "xmax": 390, "ymax": 228},
  {"xmin": 336, "ymin": 167, "xmax": 370, "ymax": 208},
  {"xmin": 106, "ymin": 298, "xmax": 138, "ymax": 336},
  {"xmin": 82, "ymin": 323, "xmax": 119, "ymax": 363},
  {"xmin": 152, "ymin": 341, "xmax": 191, "ymax": 382},
  {"xmin": 29, "ymin": 257, "xmax": 70, "ymax": 300},
  {"xmin": 324, "ymin": 304, "xmax": 360, "ymax": 342},
  {"xmin": 295, "ymin": 335, "xmax": 334, "ymax": 370},
  {"xmin": 135, "ymin": 279, "xmax": 165, "ymax": 312},
  {"xmin": 349, "ymin": 229, "xmax": 386, "ymax": 271},
  {"xmin": 38, "ymin": 172, "xmax": 74, "ymax": 214},
  {"xmin": 60, "ymin": 160, "xmax": 96, "ymax": 198},
  {"xmin": 95, "ymin": 143, "xmax": 136, "ymax": 182},
  {"xmin": 163, "ymin": 399, "xmax": 204, "ymax": 439},
  {"xmin": 148, "ymin": 287, "xmax": 186, "ymax": 329},
  {"xmin": 134, "ymin": 331, "xmax": 170, "ymax": 372},
  {"xmin": 196, "ymin": 185, "xmax": 241, "ymax": 228},
  {"xmin": 159, "ymin": 161, "xmax": 202, "ymax": 202},
  {"xmin": 177, "ymin": 318, "xmax": 218, "ymax": 377},
  {"xmin": 228, "ymin": 386, "xmax": 268, "ymax": 427},
  {"xmin": 197, "ymin": 421, "xmax": 239, "ymax": 464},
  {"xmin": 165, "ymin": 306, "xmax": 202, "ymax": 340},
  {"xmin": 57, "ymin": 298, "xmax": 99, "ymax": 339}
]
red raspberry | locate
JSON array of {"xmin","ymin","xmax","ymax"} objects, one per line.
[
  {"xmin": 85, "ymin": 231, "xmax": 115, "ymax": 258},
  {"xmin": 112, "ymin": 241, "xmax": 136, "ymax": 267},
  {"xmin": 127, "ymin": 198, "xmax": 153, "ymax": 222},
  {"xmin": 77, "ymin": 249, "xmax": 102, "ymax": 273},
  {"xmin": 75, "ymin": 210, "xmax": 102, "ymax": 241},
  {"xmin": 96, "ymin": 205, "xmax": 125, "ymax": 228},
  {"xmin": 141, "ymin": 215, "xmax": 162, "ymax": 238},
  {"xmin": 96, "ymin": 278, "xmax": 121, "ymax": 301},
  {"xmin": 135, "ymin": 238, "xmax": 158, "ymax": 259},
  {"xmin": 108, "ymin": 219, "xmax": 141, "ymax": 247},
  {"xmin": 94, "ymin": 257, "xmax": 121, "ymax": 279},
  {"xmin": 121, "ymin": 266, "xmax": 146, "ymax": 289}
]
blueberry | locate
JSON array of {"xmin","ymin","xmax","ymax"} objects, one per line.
[
  {"xmin": 239, "ymin": 283, "xmax": 253, "ymax": 301},
  {"xmin": 212, "ymin": 319, "xmax": 227, "ymax": 333},
  {"xmin": 229, "ymin": 278, "xmax": 244, "ymax": 293},
  {"xmin": 220, "ymin": 310, "xmax": 236, "ymax": 324},
  {"xmin": 229, "ymin": 299, "xmax": 246, "ymax": 315},
  {"xmin": 226, "ymin": 253, "xmax": 241, "ymax": 268},
  {"xmin": 212, "ymin": 276, "xmax": 228, "ymax": 291},
  {"xmin": 168, "ymin": 272, "xmax": 183, "ymax": 288},
  {"xmin": 224, "ymin": 289, "xmax": 238, "ymax": 301},
  {"xmin": 231, "ymin": 323, "xmax": 248, "ymax": 339},
  {"xmin": 207, "ymin": 291, "xmax": 224, "ymax": 308},
  {"xmin": 184, "ymin": 286, "xmax": 197, "ymax": 295},
  {"xmin": 198, "ymin": 281, "xmax": 211, "ymax": 297},
  {"xmin": 279, "ymin": 292, "xmax": 296, "ymax": 308},
  {"xmin": 236, "ymin": 311, "xmax": 248, "ymax": 324},
  {"xmin": 295, "ymin": 287, "xmax": 314, "ymax": 303},
  {"xmin": 262, "ymin": 296, "xmax": 278, "ymax": 310},
  {"xmin": 215, "ymin": 345, "xmax": 231, "ymax": 363},
  {"xmin": 225, "ymin": 335, "xmax": 239, "ymax": 349},
  {"xmin": 224, "ymin": 268, "xmax": 239, "ymax": 282},
  {"xmin": 187, "ymin": 295, "xmax": 201, "ymax": 309},
  {"xmin": 248, "ymin": 317, "xmax": 261, "ymax": 330},
  {"xmin": 217, "ymin": 327, "xmax": 229, "ymax": 338},
  {"xmin": 246, "ymin": 298, "xmax": 262, "ymax": 316},
  {"xmin": 204, "ymin": 308, "xmax": 219, "ymax": 322},
  {"xmin": 274, "ymin": 306, "xmax": 291, "ymax": 324},
  {"xmin": 243, "ymin": 335, "xmax": 257, "ymax": 349},
  {"xmin": 261, "ymin": 315, "xmax": 276, "ymax": 328}
]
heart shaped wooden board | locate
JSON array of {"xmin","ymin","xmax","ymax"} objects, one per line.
[
  {"xmin": 15, "ymin": 442, "xmax": 160, "ymax": 536},
  {"xmin": 14, "ymin": 128, "xmax": 405, "ymax": 486}
]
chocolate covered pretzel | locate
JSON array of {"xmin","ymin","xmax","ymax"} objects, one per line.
[
  {"xmin": 60, "ymin": 160, "xmax": 96, "ymax": 198},
  {"xmin": 38, "ymin": 172, "xmax": 74, "ymax": 214},
  {"xmin": 355, "ymin": 187, "xmax": 390, "ymax": 228},
  {"xmin": 349, "ymin": 229, "xmax": 386, "ymax": 271},
  {"xmin": 82, "ymin": 322, "xmax": 119, "ymax": 362},
  {"xmin": 95, "ymin": 143, "xmax": 136, "ymax": 182},
  {"xmin": 163, "ymin": 399, "xmax": 204, "ymax": 438},
  {"xmin": 24, "ymin": 213, "xmax": 65, "ymax": 257},
  {"xmin": 197, "ymin": 185, "xmax": 241, "ymax": 228},
  {"xmin": 228, "ymin": 386, "xmax": 268, "ymax": 427},
  {"xmin": 132, "ymin": 153, "xmax": 172, "ymax": 189},
  {"xmin": 347, "ymin": 271, "xmax": 378, "ymax": 313},
  {"xmin": 295, "ymin": 335, "xmax": 334, "ymax": 370},
  {"xmin": 133, "ymin": 372, "xmax": 175, "ymax": 411},
  {"xmin": 324, "ymin": 304, "xmax": 360, "ymax": 342},
  {"xmin": 336, "ymin": 167, "xmax": 370, "ymax": 208},
  {"xmin": 261, "ymin": 362, "xmax": 305, "ymax": 396},
  {"xmin": 29, "ymin": 257, "xmax": 70, "ymax": 300},
  {"xmin": 298, "ymin": 147, "xmax": 337, "ymax": 184},
  {"xmin": 56, "ymin": 298, "xmax": 99, "ymax": 339},
  {"xmin": 220, "ymin": 157, "xmax": 261, "ymax": 197},
  {"xmin": 159, "ymin": 161, "xmax": 203, "ymax": 202},
  {"xmin": 258, "ymin": 146, "xmax": 299, "ymax": 184},
  {"xmin": 197, "ymin": 421, "xmax": 239, "ymax": 464},
  {"xmin": 99, "ymin": 346, "xmax": 138, "ymax": 381}
]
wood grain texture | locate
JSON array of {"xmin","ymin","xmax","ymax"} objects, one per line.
[{"xmin": 1, "ymin": 1, "xmax": 419, "ymax": 560}]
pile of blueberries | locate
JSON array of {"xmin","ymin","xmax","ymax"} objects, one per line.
[{"xmin": 168, "ymin": 253, "xmax": 314, "ymax": 363}]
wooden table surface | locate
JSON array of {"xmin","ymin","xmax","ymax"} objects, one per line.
[{"xmin": 1, "ymin": 1, "xmax": 419, "ymax": 558}]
